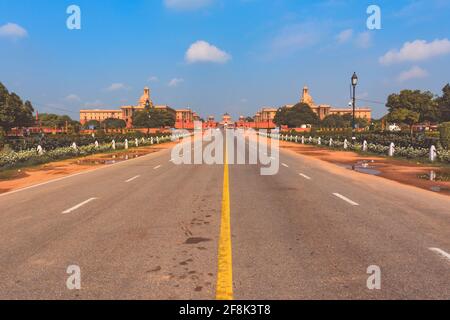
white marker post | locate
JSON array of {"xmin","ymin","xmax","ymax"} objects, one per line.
[
  {"xmin": 388, "ymin": 142, "xmax": 395, "ymax": 157},
  {"xmin": 430, "ymin": 145, "xmax": 437, "ymax": 162}
]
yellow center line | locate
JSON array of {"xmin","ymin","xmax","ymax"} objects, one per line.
[{"xmin": 216, "ymin": 136, "xmax": 233, "ymax": 300}]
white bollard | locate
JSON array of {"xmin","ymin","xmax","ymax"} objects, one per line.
[
  {"xmin": 318, "ymin": 137, "xmax": 321, "ymax": 145},
  {"xmin": 388, "ymin": 142, "xmax": 395, "ymax": 157},
  {"xmin": 94, "ymin": 141, "xmax": 99, "ymax": 148},
  {"xmin": 71, "ymin": 142, "xmax": 77, "ymax": 151},
  {"xmin": 309, "ymin": 136, "xmax": 312, "ymax": 144},
  {"xmin": 363, "ymin": 140, "xmax": 368, "ymax": 152},
  {"xmin": 329, "ymin": 138, "xmax": 333, "ymax": 147},
  {"xmin": 135, "ymin": 138, "xmax": 139, "ymax": 147},
  {"xmin": 295, "ymin": 136, "xmax": 298, "ymax": 143},
  {"xmin": 301, "ymin": 136, "xmax": 305, "ymax": 144},
  {"xmin": 112, "ymin": 140, "xmax": 116, "ymax": 150},
  {"xmin": 430, "ymin": 145, "xmax": 437, "ymax": 162},
  {"xmin": 125, "ymin": 139, "xmax": 129, "ymax": 150},
  {"xmin": 37, "ymin": 145, "xmax": 44, "ymax": 155},
  {"xmin": 344, "ymin": 139, "xmax": 348, "ymax": 150}
]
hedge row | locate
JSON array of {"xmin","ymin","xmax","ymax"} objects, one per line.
[
  {"xmin": 3, "ymin": 132, "xmax": 168, "ymax": 152},
  {"xmin": 0, "ymin": 135, "xmax": 175, "ymax": 170},
  {"xmin": 268, "ymin": 133, "xmax": 450, "ymax": 163},
  {"xmin": 283, "ymin": 130, "xmax": 440, "ymax": 149}
]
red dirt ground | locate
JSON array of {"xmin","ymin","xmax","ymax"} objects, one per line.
[
  {"xmin": 279, "ymin": 141, "xmax": 450, "ymax": 196},
  {"xmin": 0, "ymin": 143, "xmax": 175, "ymax": 194}
]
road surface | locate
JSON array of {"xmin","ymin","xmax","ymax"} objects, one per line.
[{"xmin": 0, "ymin": 134, "xmax": 449, "ymax": 299}]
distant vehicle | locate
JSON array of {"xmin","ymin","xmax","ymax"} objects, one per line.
[{"xmin": 388, "ymin": 124, "xmax": 401, "ymax": 132}]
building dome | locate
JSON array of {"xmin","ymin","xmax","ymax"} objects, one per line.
[
  {"xmin": 301, "ymin": 86, "xmax": 315, "ymax": 107},
  {"xmin": 139, "ymin": 87, "xmax": 152, "ymax": 107}
]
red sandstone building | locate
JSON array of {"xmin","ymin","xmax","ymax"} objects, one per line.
[{"xmin": 80, "ymin": 87, "xmax": 177, "ymax": 128}]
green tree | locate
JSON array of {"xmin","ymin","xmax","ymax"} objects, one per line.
[
  {"xmin": 133, "ymin": 109, "xmax": 176, "ymax": 133},
  {"xmin": 321, "ymin": 114, "xmax": 346, "ymax": 128},
  {"xmin": 273, "ymin": 107, "xmax": 288, "ymax": 126},
  {"xmin": 0, "ymin": 82, "xmax": 35, "ymax": 133},
  {"xmin": 274, "ymin": 103, "xmax": 320, "ymax": 128},
  {"xmin": 103, "ymin": 118, "xmax": 126, "ymax": 129},
  {"xmin": 39, "ymin": 113, "xmax": 80, "ymax": 132},
  {"xmin": 0, "ymin": 83, "xmax": 15, "ymax": 133},
  {"xmin": 437, "ymin": 84, "xmax": 450, "ymax": 122},
  {"xmin": 387, "ymin": 108, "xmax": 420, "ymax": 136},
  {"xmin": 386, "ymin": 89, "xmax": 438, "ymax": 124},
  {"xmin": 84, "ymin": 120, "xmax": 101, "ymax": 129}
]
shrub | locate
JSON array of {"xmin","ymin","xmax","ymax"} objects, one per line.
[
  {"xmin": 0, "ymin": 134, "xmax": 174, "ymax": 170},
  {"xmin": 439, "ymin": 122, "xmax": 450, "ymax": 149},
  {"xmin": 4, "ymin": 132, "xmax": 168, "ymax": 152}
]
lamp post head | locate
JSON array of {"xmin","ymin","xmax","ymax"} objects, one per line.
[{"xmin": 351, "ymin": 72, "xmax": 358, "ymax": 86}]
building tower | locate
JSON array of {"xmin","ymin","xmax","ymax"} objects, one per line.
[
  {"xmin": 139, "ymin": 87, "xmax": 153, "ymax": 108},
  {"xmin": 300, "ymin": 86, "xmax": 315, "ymax": 107}
]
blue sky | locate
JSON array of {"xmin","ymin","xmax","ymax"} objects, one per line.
[{"xmin": 1, "ymin": 0, "xmax": 450, "ymax": 120}]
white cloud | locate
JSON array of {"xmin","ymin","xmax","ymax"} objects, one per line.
[
  {"xmin": 397, "ymin": 66, "xmax": 428, "ymax": 82},
  {"xmin": 148, "ymin": 76, "xmax": 159, "ymax": 82},
  {"xmin": 164, "ymin": 0, "xmax": 213, "ymax": 11},
  {"xmin": 0, "ymin": 23, "xmax": 28, "ymax": 39},
  {"xmin": 336, "ymin": 29, "xmax": 353, "ymax": 44},
  {"xmin": 168, "ymin": 78, "xmax": 184, "ymax": 87},
  {"xmin": 185, "ymin": 40, "xmax": 231, "ymax": 64},
  {"xmin": 355, "ymin": 32, "xmax": 372, "ymax": 49},
  {"xmin": 64, "ymin": 94, "xmax": 81, "ymax": 102},
  {"xmin": 84, "ymin": 100, "xmax": 104, "ymax": 108},
  {"xmin": 106, "ymin": 83, "xmax": 127, "ymax": 91},
  {"xmin": 380, "ymin": 39, "xmax": 450, "ymax": 65}
]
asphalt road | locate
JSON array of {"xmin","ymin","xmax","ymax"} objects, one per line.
[{"xmin": 0, "ymin": 133, "xmax": 449, "ymax": 299}]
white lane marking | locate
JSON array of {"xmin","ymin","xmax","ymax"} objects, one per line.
[
  {"xmin": 125, "ymin": 175, "xmax": 140, "ymax": 183},
  {"xmin": 282, "ymin": 163, "xmax": 289, "ymax": 168},
  {"xmin": 62, "ymin": 198, "xmax": 98, "ymax": 214},
  {"xmin": 0, "ymin": 148, "xmax": 172, "ymax": 198},
  {"xmin": 429, "ymin": 248, "xmax": 450, "ymax": 262},
  {"xmin": 299, "ymin": 173, "xmax": 312, "ymax": 180},
  {"xmin": 154, "ymin": 165, "xmax": 162, "ymax": 170},
  {"xmin": 332, "ymin": 193, "xmax": 359, "ymax": 206}
]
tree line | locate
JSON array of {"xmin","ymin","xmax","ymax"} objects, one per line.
[
  {"xmin": 386, "ymin": 84, "xmax": 450, "ymax": 134},
  {"xmin": 273, "ymin": 103, "xmax": 368, "ymax": 129},
  {"xmin": 0, "ymin": 82, "xmax": 176, "ymax": 135},
  {"xmin": 0, "ymin": 82, "xmax": 35, "ymax": 134},
  {"xmin": 272, "ymin": 83, "xmax": 450, "ymax": 131}
]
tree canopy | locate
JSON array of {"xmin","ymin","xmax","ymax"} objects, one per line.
[
  {"xmin": 386, "ymin": 89, "xmax": 438, "ymax": 124},
  {"xmin": 83, "ymin": 120, "xmax": 101, "ymax": 130},
  {"xmin": 0, "ymin": 82, "xmax": 35, "ymax": 133},
  {"xmin": 103, "ymin": 118, "xmax": 127, "ymax": 129},
  {"xmin": 39, "ymin": 113, "xmax": 77, "ymax": 128},
  {"xmin": 133, "ymin": 108, "xmax": 175, "ymax": 129},
  {"xmin": 437, "ymin": 84, "xmax": 450, "ymax": 122},
  {"xmin": 274, "ymin": 103, "xmax": 320, "ymax": 128},
  {"xmin": 321, "ymin": 114, "xmax": 347, "ymax": 128}
]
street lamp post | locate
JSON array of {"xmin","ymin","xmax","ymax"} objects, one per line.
[{"xmin": 351, "ymin": 72, "xmax": 358, "ymax": 137}]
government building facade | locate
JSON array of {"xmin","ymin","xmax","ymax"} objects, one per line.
[
  {"xmin": 283, "ymin": 86, "xmax": 372, "ymax": 121},
  {"xmin": 80, "ymin": 87, "xmax": 181, "ymax": 128}
]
